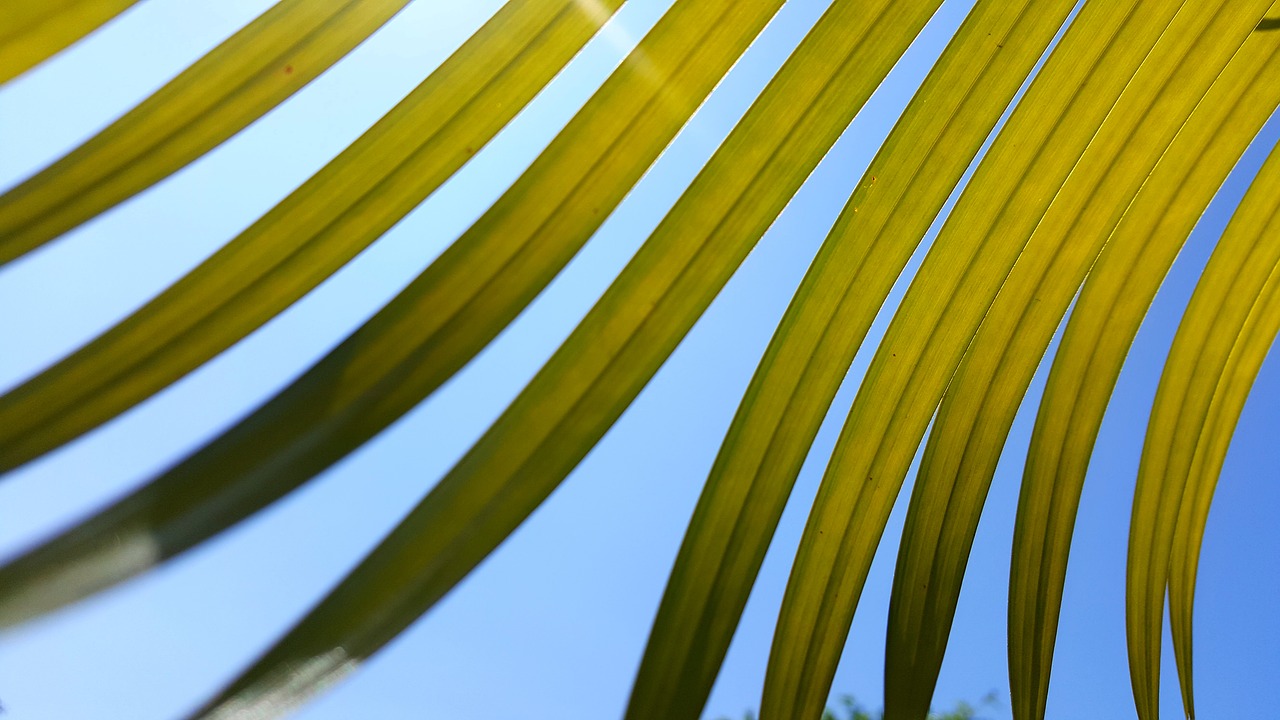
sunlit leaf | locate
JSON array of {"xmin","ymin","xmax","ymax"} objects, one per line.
[
  {"xmin": 0, "ymin": 0, "xmax": 424, "ymax": 264},
  {"xmin": 2, "ymin": 0, "xmax": 1278, "ymax": 718},
  {"xmin": 0, "ymin": 0, "xmax": 138, "ymax": 84},
  {"xmin": 627, "ymin": 1, "xmax": 1079, "ymax": 718},
  {"xmin": 1009, "ymin": 13, "xmax": 1280, "ymax": 720},
  {"xmin": 764, "ymin": 1, "xmax": 1195, "ymax": 717},
  {"xmin": 0, "ymin": 0, "xmax": 783, "ymax": 630},
  {"xmin": 883, "ymin": 4, "xmax": 1272, "ymax": 719},
  {"xmin": 180, "ymin": 1, "xmax": 946, "ymax": 715},
  {"xmin": 0, "ymin": 0, "xmax": 618, "ymax": 475},
  {"xmin": 1131, "ymin": 138, "xmax": 1280, "ymax": 720}
]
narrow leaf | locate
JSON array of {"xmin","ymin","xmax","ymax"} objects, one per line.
[
  {"xmin": 1131, "ymin": 138, "xmax": 1280, "ymax": 720},
  {"xmin": 627, "ymin": 1, "xmax": 1080, "ymax": 719},
  {"xmin": 184, "ymin": 1, "xmax": 944, "ymax": 716},
  {"xmin": 0, "ymin": 0, "xmax": 138, "ymax": 83},
  {"xmin": 883, "ymin": 4, "xmax": 1271, "ymax": 720},
  {"xmin": 762, "ymin": 1, "xmax": 1193, "ymax": 717},
  {"xmin": 0, "ymin": 0, "xmax": 616, "ymax": 474},
  {"xmin": 0, "ymin": 0, "xmax": 418, "ymax": 263},
  {"xmin": 1009, "ymin": 15, "xmax": 1280, "ymax": 720},
  {"xmin": 1168, "ymin": 252, "xmax": 1280, "ymax": 719},
  {"xmin": 0, "ymin": 0, "xmax": 782, "ymax": 628}
]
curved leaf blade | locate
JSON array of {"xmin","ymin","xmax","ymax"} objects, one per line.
[
  {"xmin": 761, "ymin": 1, "xmax": 1193, "ymax": 717},
  {"xmin": 1168, "ymin": 254, "xmax": 1280, "ymax": 719},
  {"xmin": 625, "ymin": 1, "xmax": 1081, "ymax": 718},
  {"xmin": 0, "ymin": 0, "xmax": 782, "ymax": 628},
  {"xmin": 182, "ymin": 1, "xmax": 945, "ymax": 716},
  {"xmin": 1009, "ymin": 17, "xmax": 1280, "ymax": 720},
  {"xmin": 882, "ymin": 3, "xmax": 1272, "ymax": 719},
  {"xmin": 0, "ymin": 0, "xmax": 615, "ymax": 475},
  {"xmin": 0, "ymin": 0, "xmax": 138, "ymax": 84},
  {"xmin": 0, "ymin": 0, "xmax": 418, "ymax": 264},
  {"xmin": 1131, "ymin": 137, "xmax": 1280, "ymax": 720}
]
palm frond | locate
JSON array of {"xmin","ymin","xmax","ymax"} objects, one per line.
[
  {"xmin": 0, "ymin": 0, "xmax": 139, "ymax": 83},
  {"xmin": 1, "ymin": 1, "xmax": 1277, "ymax": 719},
  {"xmin": 889, "ymin": 3, "xmax": 1274, "ymax": 719},
  {"xmin": 1130, "ymin": 137, "xmax": 1280, "ymax": 720},
  {"xmin": 1008, "ymin": 9, "xmax": 1280, "ymax": 718},
  {"xmin": 630, "ymin": 1, "xmax": 1078, "ymax": 717},
  {"xmin": 0, "ymin": 0, "xmax": 617, "ymax": 475}
]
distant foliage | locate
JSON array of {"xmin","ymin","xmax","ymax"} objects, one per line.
[{"xmin": 719, "ymin": 691, "xmax": 1000, "ymax": 720}]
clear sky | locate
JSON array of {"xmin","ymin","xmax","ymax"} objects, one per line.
[{"xmin": 0, "ymin": 1, "xmax": 1276, "ymax": 719}]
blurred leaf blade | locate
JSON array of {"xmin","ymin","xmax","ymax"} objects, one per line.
[
  {"xmin": 625, "ymin": 0, "xmax": 1081, "ymax": 718},
  {"xmin": 0, "ymin": 0, "xmax": 787, "ymax": 628},
  {"xmin": 1008, "ymin": 15, "xmax": 1280, "ymax": 720},
  {"xmin": 180, "ymin": 0, "xmax": 948, "ymax": 715},
  {"xmin": 0, "ymin": 0, "xmax": 420, "ymax": 263},
  {"xmin": 0, "ymin": 0, "xmax": 139, "ymax": 84},
  {"xmin": 0, "ymin": 0, "xmax": 1276, "ymax": 718},
  {"xmin": 762, "ymin": 0, "xmax": 1196, "ymax": 716},
  {"xmin": 881, "ymin": 3, "xmax": 1273, "ymax": 719},
  {"xmin": 0, "ymin": 0, "xmax": 620, "ymax": 475}
]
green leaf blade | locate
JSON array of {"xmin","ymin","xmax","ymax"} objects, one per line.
[
  {"xmin": 761, "ymin": 1, "xmax": 1195, "ymax": 716},
  {"xmin": 0, "ymin": 0, "xmax": 616, "ymax": 476},
  {"xmin": 0, "ymin": 0, "xmax": 783, "ymax": 629},
  {"xmin": 0, "ymin": 0, "xmax": 139, "ymax": 83},
  {"xmin": 1169, "ymin": 253, "xmax": 1280, "ymax": 720},
  {"xmin": 881, "ymin": 3, "xmax": 1274, "ymax": 719},
  {"xmin": 626, "ymin": 1, "xmax": 1081, "ymax": 718},
  {"xmin": 0, "ymin": 0, "xmax": 422, "ymax": 264},
  {"xmin": 1133, "ymin": 138, "xmax": 1280, "ymax": 720},
  {"xmin": 181, "ymin": 0, "xmax": 947, "ymax": 715},
  {"xmin": 1008, "ymin": 14, "xmax": 1280, "ymax": 720}
]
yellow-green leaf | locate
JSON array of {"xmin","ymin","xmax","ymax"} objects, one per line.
[
  {"xmin": 1010, "ymin": 16, "xmax": 1280, "ymax": 720},
  {"xmin": 0, "ymin": 0, "xmax": 421, "ymax": 264},
  {"xmin": 1131, "ymin": 138, "xmax": 1280, "ymax": 720},
  {"xmin": 762, "ymin": 1, "xmax": 1195, "ymax": 717},
  {"xmin": 181, "ymin": 1, "xmax": 945, "ymax": 716},
  {"xmin": 0, "ymin": 0, "xmax": 618, "ymax": 475},
  {"xmin": 0, "ymin": 0, "xmax": 783, "ymax": 628},
  {"xmin": 883, "ymin": 3, "xmax": 1272, "ymax": 720},
  {"xmin": 3, "ymin": 2, "xmax": 1277, "ymax": 718},
  {"xmin": 1168, "ymin": 258, "xmax": 1280, "ymax": 718},
  {"xmin": 626, "ymin": 1, "xmax": 1079, "ymax": 718},
  {"xmin": 1169, "ymin": 246, "xmax": 1280, "ymax": 719},
  {"xmin": 0, "ymin": 0, "xmax": 138, "ymax": 84}
]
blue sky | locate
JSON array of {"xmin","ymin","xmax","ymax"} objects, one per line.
[{"xmin": 0, "ymin": 1, "xmax": 1277, "ymax": 718}]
